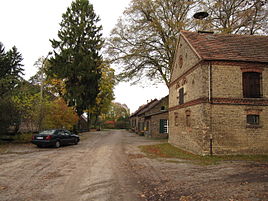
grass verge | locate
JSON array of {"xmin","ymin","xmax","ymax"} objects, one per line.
[
  {"xmin": 139, "ymin": 143, "xmax": 268, "ymax": 165},
  {"xmin": 0, "ymin": 133, "xmax": 33, "ymax": 154}
]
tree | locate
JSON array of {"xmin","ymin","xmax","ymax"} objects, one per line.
[
  {"xmin": 48, "ymin": 0, "xmax": 104, "ymax": 118},
  {"xmin": 195, "ymin": 0, "xmax": 268, "ymax": 35},
  {"xmin": 0, "ymin": 42, "xmax": 24, "ymax": 97},
  {"xmin": 102, "ymin": 102, "xmax": 130, "ymax": 129},
  {"xmin": 106, "ymin": 0, "xmax": 196, "ymax": 87},
  {"xmin": 0, "ymin": 42, "xmax": 24, "ymax": 134},
  {"xmin": 12, "ymin": 81, "xmax": 41, "ymax": 132},
  {"xmin": 90, "ymin": 62, "xmax": 115, "ymax": 128},
  {"xmin": 102, "ymin": 102, "xmax": 130, "ymax": 121},
  {"xmin": 42, "ymin": 98, "xmax": 79, "ymax": 130}
]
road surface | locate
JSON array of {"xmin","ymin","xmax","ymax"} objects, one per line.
[{"xmin": 0, "ymin": 130, "xmax": 267, "ymax": 201}]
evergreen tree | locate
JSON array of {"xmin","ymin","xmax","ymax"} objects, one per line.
[
  {"xmin": 48, "ymin": 0, "xmax": 104, "ymax": 117},
  {"xmin": 0, "ymin": 42, "xmax": 24, "ymax": 97},
  {"xmin": 0, "ymin": 42, "xmax": 24, "ymax": 134}
]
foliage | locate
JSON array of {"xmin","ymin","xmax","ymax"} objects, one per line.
[
  {"xmin": 106, "ymin": 0, "xmax": 268, "ymax": 87},
  {"xmin": 42, "ymin": 98, "xmax": 79, "ymax": 130},
  {"xmin": 0, "ymin": 42, "xmax": 24, "ymax": 96},
  {"xmin": 48, "ymin": 0, "xmax": 104, "ymax": 115},
  {"xmin": 102, "ymin": 120, "xmax": 115, "ymax": 129},
  {"xmin": 100, "ymin": 102, "xmax": 130, "ymax": 129},
  {"xmin": 106, "ymin": 0, "xmax": 197, "ymax": 86},
  {"xmin": 102, "ymin": 102, "xmax": 130, "ymax": 121},
  {"xmin": 90, "ymin": 62, "xmax": 115, "ymax": 127},
  {"xmin": 12, "ymin": 81, "xmax": 40, "ymax": 122},
  {"xmin": 0, "ymin": 42, "xmax": 24, "ymax": 134},
  {"xmin": 12, "ymin": 133, "xmax": 33, "ymax": 143},
  {"xmin": 30, "ymin": 56, "xmax": 67, "ymax": 98},
  {"xmin": 195, "ymin": 0, "xmax": 268, "ymax": 35},
  {"xmin": 0, "ymin": 97, "xmax": 21, "ymax": 135},
  {"xmin": 115, "ymin": 118, "xmax": 130, "ymax": 129}
]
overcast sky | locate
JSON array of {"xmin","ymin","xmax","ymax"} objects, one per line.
[{"xmin": 0, "ymin": 0, "xmax": 168, "ymax": 113}]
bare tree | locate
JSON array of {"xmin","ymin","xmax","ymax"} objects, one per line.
[
  {"xmin": 106, "ymin": 0, "xmax": 197, "ymax": 87},
  {"xmin": 196, "ymin": 0, "xmax": 268, "ymax": 34}
]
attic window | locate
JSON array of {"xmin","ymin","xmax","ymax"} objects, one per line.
[{"xmin": 161, "ymin": 106, "xmax": 165, "ymax": 111}]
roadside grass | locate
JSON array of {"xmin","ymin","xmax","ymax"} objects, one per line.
[
  {"xmin": 0, "ymin": 133, "xmax": 33, "ymax": 153},
  {"xmin": 139, "ymin": 143, "xmax": 268, "ymax": 165},
  {"xmin": 0, "ymin": 133, "xmax": 33, "ymax": 144}
]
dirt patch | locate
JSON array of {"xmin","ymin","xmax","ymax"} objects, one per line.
[
  {"xmin": 128, "ymin": 153, "xmax": 145, "ymax": 159},
  {"xmin": 125, "ymin": 134, "xmax": 268, "ymax": 201}
]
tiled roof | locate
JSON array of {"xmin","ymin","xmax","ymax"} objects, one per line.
[
  {"xmin": 181, "ymin": 31, "xmax": 268, "ymax": 63},
  {"xmin": 130, "ymin": 99, "xmax": 158, "ymax": 117}
]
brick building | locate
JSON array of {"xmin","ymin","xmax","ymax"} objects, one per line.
[
  {"xmin": 144, "ymin": 96, "xmax": 169, "ymax": 138},
  {"xmin": 130, "ymin": 96, "xmax": 169, "ymax": 138},
  {"xmin": 169, "ymin": 31, "xmax": 268, "ymax": 155},
  {"xmin": 130, "ymin": 99, "xmax": 158, "ymax": 135}
]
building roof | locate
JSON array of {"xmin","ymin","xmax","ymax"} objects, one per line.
[
  {"xmin": 145, "ymin": 95, "xmax": 169, "ymax": 117},
  {"xmin": 181, "ymin": 31, "xmax": 268, "ymax": 63},
  {"xmin": 130, "ymin": 99, "xmax": 158, "ymax": 117}
]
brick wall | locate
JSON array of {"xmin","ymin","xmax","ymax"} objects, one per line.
[
  {"xmin": 210, "ymin": 64, "xmax": 268, "ymax": 154},
  {"xmin": 211, "ymin": 104, "xmax": 268, "ymax": 154},
  {"xmin": 171, "ymin": 36, "xmax": 200, "ymax": 83},
  {"xmin": 169, "ymin": 34, "xmax": 268, "ymax": 155},
  {"xmin": 169, "ymin": 104, "xmax": 211, "ymax": 155},
  {"xmin": 144, "ymin": 96, "xmax": 169, "ymax": 138},
  {"xmin": 148, "ymin": 112, "xmax": 168, "ymax": 139}
]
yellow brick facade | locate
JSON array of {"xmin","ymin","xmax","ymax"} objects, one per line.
[{"xmin": 169, "ymin": 35, "xmax": 268, "ymax": 155}]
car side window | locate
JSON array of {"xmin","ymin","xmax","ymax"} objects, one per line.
[
  {"xmin": 63, "ymin": 130, "xmax": 71, "ymax": 135},
  {"xmin": 58, "ymin": 131, "xmax": 64, "ymax": 135}
]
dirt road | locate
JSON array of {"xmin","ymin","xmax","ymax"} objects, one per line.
[{"xmin": 0, "ymin": 130, "xmax": 267, "ymax": 201}]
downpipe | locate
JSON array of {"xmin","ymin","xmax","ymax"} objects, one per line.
[{"xmin": 208, "ymin": 63, "xmax": 213, "ymax": 156}]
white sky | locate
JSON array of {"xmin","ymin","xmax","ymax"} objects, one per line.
[{"xmin": 0, "ymin": 0, "xmax": 168, "ymax": 113}]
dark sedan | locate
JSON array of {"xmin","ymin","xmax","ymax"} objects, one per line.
[{"xmin": 31, "ymin": 129, "xmax": 80, "ymax": 148}]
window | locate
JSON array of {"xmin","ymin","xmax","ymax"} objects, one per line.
[
  {"xmin": 243, "ymin": 72, "xmax": 261, "ymax": 98},
  {"xmin": 174, "ymin": 112, "xmax": 179, "ymax": 126},
  {"xmin": 178, "ymin": 88, "xmax": 184, "ymax": 105},
  {"xmin": 179, "ymin": 55, "xmax": 183, "ymax": 68},
  {"xmin": 160, "ymin": 119, "xmax": 168, "ymax": 134},
  {"xmin": 185, "ymin": 110, "xmax": 191, "ymax": 127},
  {"xmin": 161, "ymin": 106, "xmax": 166, "ymax": 111},
  {"xmin": 247, "ymin": 115, "xmax": 259, "ymax": 125}
]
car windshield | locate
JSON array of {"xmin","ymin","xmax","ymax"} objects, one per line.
[{"xmin": 39, "ymin": 130, "xmax": 56, "ymax": 135}]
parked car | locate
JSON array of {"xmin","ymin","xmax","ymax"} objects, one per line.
[{"xmin": 31, "ymin": 129, "xmax": 80, "ymax": 148}]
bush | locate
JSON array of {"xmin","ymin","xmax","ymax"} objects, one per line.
[
  {"xmin": 115, "ymin": 120, "xmax": 130, "ymax": 129},
  {"xmin": 12, "ymin": 133, "xmax": 33, "ymax": 143}
]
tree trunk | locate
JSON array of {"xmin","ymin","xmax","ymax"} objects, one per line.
[
  {"xmin": 94, "ymin": 113, "xmax": 99, "ymax": 129},
  {"xmin": 87, "ymin": 111, "xmax": 91, "ymax": 132}
]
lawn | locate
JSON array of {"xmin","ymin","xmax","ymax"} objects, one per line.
[{"xmin": 139, "ymin": 143, "xmax": 268, "ymax": 165}]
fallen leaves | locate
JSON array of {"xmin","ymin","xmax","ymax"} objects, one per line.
[{"xmin": 0, "ymin": 185, "xmax": 7, "ymax": 190}]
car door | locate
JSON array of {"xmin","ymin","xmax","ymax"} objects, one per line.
[
  {"xmin": 57, "ymin": 130, "xmax": 68, "ymax": 145},
  {"xmin": 64, "ymin": 130, "xmax": 73, "ymax": 144}
]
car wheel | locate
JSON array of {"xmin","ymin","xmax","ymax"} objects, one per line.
[
  {"xmin": 55, "ymin": 141, "xmax": 61, "ymax": 148},
  {"xmin": 74, "ymin": 138, "xmax": 78, "ymax": 145}
]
